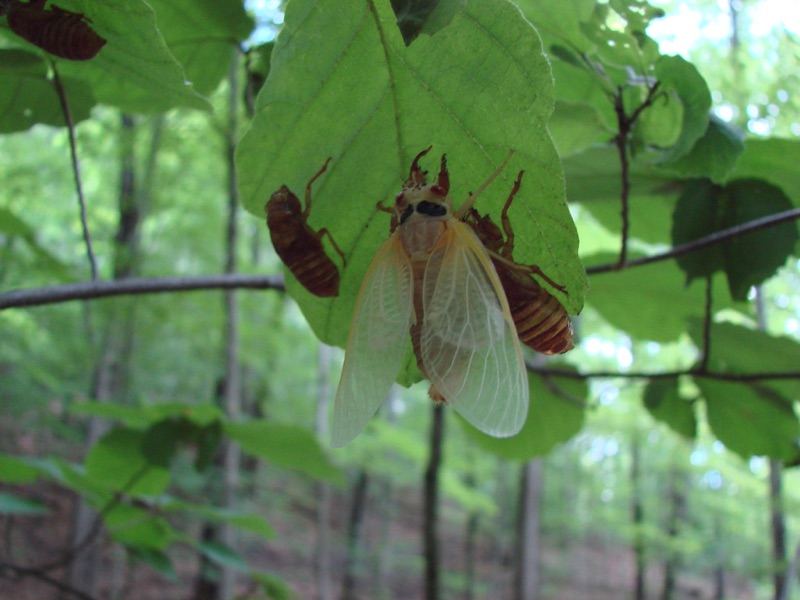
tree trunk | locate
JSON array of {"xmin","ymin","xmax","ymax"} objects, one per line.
[
  {"xmin": 463, "ymin": 510, "xmax": 478, "ymax": 600},
  {"xmin": 315, "ymin": 344, "xmax": 334, "ymax": 600},
  {"xmin": 217, "ymin": 50, "xmax": 243, "ymax": 600},
  {"xmin": 66, "ymin": 113, "xmax": 147, "ymax": 598},
  {"xmin": 424, "ymin": 403, "xmax": 445, "ymax": 600},
  {"xmin": 660, "ymin": 466, "xmax": 687, "ymax": 600},
  {"xmin": 769, "ymin": 458, "xmax": 787, "ymax": 600},
  {"xmin": 341, "ymin": 470, "xmax": 370, "ymax": 600},
  {"xmin": 630, "ymin": 432, "xmax": 646, "ymax": 600},
  {"xmin": 515, "ymin": 459, "xmax": 543, "ymax": 600}
]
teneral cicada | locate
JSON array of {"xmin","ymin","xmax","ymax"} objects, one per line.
[
  {"xmin": 266, "ymin": 159, "xmax": 346, "ymax": 298},
  {"xmin": 332, "ymin": 148, "xmax": 528, "ymax": 447},
  {"xmin": 465, "ymin": 171, "xmax": 574, "ymax": 355}
]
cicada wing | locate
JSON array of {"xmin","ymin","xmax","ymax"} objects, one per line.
[
  {"xmin": 331, "ymin": 235, "xmax": 414, "ymax": 447},
  {"xmin": 420, "ymin": 222, "xmax": 528, "ymax": 437}
]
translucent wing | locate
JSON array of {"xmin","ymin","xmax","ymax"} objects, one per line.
[
  {"xmin": 420, "ymin": 222, "xmax": 528, "ymax": 437},
  {"xmin": 331, "ymin": 235, "xmax": 414, "ymax": 447}
]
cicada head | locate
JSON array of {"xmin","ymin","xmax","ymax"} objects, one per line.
[{"xmin": 394, "ymin": 147, "xmax": 453, "ymax": 228}]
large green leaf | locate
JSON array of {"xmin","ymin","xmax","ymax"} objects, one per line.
[
  {"xmin": 661, "ymin": 115, "xmax": 745, "ymax": 183},
  {"xmin": 672, "ymin": 178, "xmax": 798, "ymax": 300},
  {"xmin": 236, "ymin": 0, "xmax": 585, "ymax": 350},
  {"xmin": 4, "ymin": 0, "xmax": 211, "ymax": 113},
  {"xmin": 145, "ymin": 0, "xmax": 255, "ymax": 96},
  {"xmin": 462, "ymin": 369, "xmax": 587, "ymax": 460},
  {"xmin": 224, "ymin": 421, "xmax": 344, "ymax": 484},
  {"xmin": 696, "ymin": 378, "xmax": 799, "ymax": 462},
  {"xmin": 585, "ymin": 255, "xmax": 735, "ymax": 342},
  {"xmin": 728, "ymin": 137, "xmax": 800, "ymax": 205}
]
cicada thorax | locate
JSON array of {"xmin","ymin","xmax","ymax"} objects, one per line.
[
  {"xmin": 464, "ymin": 171, "xmax": 574, "ymax": 355},
  {"xmin": 6, "ymin": 0, "xmax": 107, "ymax": 61},
  {"xmin": 266, "ymin": 158, "xmax": 346, "ymax": 298},
  {"xmin": 394, "ymin": 148, "xmax": 454, "ymax": 392}
]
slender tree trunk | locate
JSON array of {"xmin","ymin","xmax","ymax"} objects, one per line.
[
  {"xmin": 515, "ymin": 459, "xmax": 543, "ymax": 600},
  {"xmin": 424, "ymin": 404, "xmax": 445, "ymax": 600},
  {"xmin": 769, "ymin": 459, "xmax": 787, "ymax": 599},
  {"xmin": 341, "ymin": 470, "xmax": 370, "ymax": 600},
  {"xmin": 660, "ymin": 466, "xmax": 687, "ymax": 600},
  {"xmin": 315, "ymin": 344, "xmax": 334, "ymax": 600},
  {"xmin": 218, "ymin": 51, "xmax": 243, "ymax": 600},
  {"xmin": 755, "ymin": 287, "xmax": 788, "ymax": 600},
  {"xmin": 463, "ymin": 505, "xmax": 478, "ymax": 600},
  {"xmin": 67, "ymin": 113, "xmax": 145, "ymax": 598},
  {"xmin": 630, "ymin": 432, "xmax": 646, "ymax": 600}
]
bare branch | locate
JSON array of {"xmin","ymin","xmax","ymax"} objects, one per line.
[
  {"xmin": 586, "ymin": 207, "xmax": 800, "ymax": 275},
  {"xmin": 527, "ymin": 364, "xmax": 800, "ymax": 382},
  {"xmin": 0, "ymin": 273, "xmax": 285, "ymax": 310}
]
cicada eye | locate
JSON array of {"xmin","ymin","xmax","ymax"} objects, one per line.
[{"xmin": 430, "ymin": 185, "xmax": 446, "ymax": 196}]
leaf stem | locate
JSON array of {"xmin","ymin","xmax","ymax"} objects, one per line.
[{"xmin": 51, "ymin": 62, "xmax": 99, "ymax": 281}]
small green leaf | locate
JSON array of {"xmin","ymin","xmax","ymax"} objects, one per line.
[
  {"xmin": 224, "ymin": 421, "xmax": 344, "ymax": 484},
  {"xmin": 463, "ymin": 369, "xmax": 587, "ymax": 460},
  {"xmin": 251, "ymin": 570, "xmax": 296, "ymax": 600},
  {"xmin": 128, "ymin": 547, "xmax": 179, "ymax": 582},
  {"xmin": 85, "ymin": 427, "xmax": 170, "ymax": 495},
  {"xmin": 729, "ymin": 137, "xmax": 800, "ymax": 203},
  {"xmin": 198, "ymin": 541, "xmax": 249, "ymax": 572},
  {"xmin": 105, "ymin": 504, "xmax": 178, "ymax": 550},
  {"xmin": 0, "ymin": 492, "xmax": 50, "ymax": 516},
  {"xmin": 643, "ymin": 379, "xmax": 696, "ymax": 439},
  {"xmin": 0, "ymin": 453, "xmax": 45, "ymax": 483},
  {"xmin": 653, "ymin": 55, "xmax": 712, "ymax": 164},
  {"xmin": 672, "ymin": 178, "xmax": 798, "ymax": 300}
]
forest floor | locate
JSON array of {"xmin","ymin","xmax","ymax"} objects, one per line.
[{"xmin": 1, "ymin": 474, "xmax": 757, "ymax": 600}]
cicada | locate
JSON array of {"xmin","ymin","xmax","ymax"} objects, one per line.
[
  {"xmin": 465, "ymin": 171, "xmax": 574, "ymax": 355},
  {"xmin": 266, "ymin": 158, "xmax": 346, "ymax": 298},
  {"xmin": 6, "ymin": 0, "xmax": 107, "ymax": 61},
  {"xmin": 331, "ymin": 148, "xmax": 528, "ymax": 447}
]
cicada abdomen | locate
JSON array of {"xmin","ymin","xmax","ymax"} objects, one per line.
[
  {"xmin": 465, "ymin": 172, "xmax": 574, "ymax": 355},
  {"xmin": 266, "ymin": 158, "xmax": 346, "ymax": 298},
  {"xmin": 6, "ymin": 0, "xmax": 107, "ymax": 61}
]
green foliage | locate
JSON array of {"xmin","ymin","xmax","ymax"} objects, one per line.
[
  {"xmin": 1, "ymin": 0, "xmax": 800, "ymax": 595},
  {"xmin": 672, "ymin": 178, "xmax": 797, "ymax": 300}
]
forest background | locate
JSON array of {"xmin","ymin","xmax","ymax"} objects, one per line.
[{"xmin": 1, "ymin": 0, "xmax": 799, "ymax": 599}]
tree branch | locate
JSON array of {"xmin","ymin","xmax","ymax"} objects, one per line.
[
  {"xmin": 586, "ymin": 207, "xmax": 800, "ymax": 275},
  {"xmin": 0, "ymin": 273, "xmax": 285, "ymax": 310},
  {"xmin": 527, "ymin": 364, "xmax": 800, "ymax": 382}
]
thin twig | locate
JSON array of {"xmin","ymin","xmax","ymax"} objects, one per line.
[
  {"xmin": 50, "ymin": 62, "xmax": 98, "ymax": 281},
  {"xmin": 699, "ymin": 276, "xmax": 713, "ymax": 373},
  {"xmin": 612, "ymin": 82, "xmax": 661, "ymax": 269},
  {"xmin": 586, "ymin": 207, "xmax": 800, "ymax": 275},
  {"xmin": 0, "ymin": 562, "xmax": 98, "ymax": 600},
  {"xmin": 0, "ymin": 273, "xmax": 285, "ymax": 310}
]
